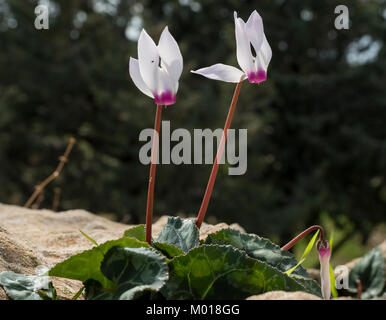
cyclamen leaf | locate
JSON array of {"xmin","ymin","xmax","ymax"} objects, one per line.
[
  {"xmin": 49, "ymin": 238, "xmax": 150, "ymax": 289},
  {"xmin": 348, "ymin": 247, "xmax": 384, "ymax": 299},
  {"xmin": 152, "ymin": 242, "xmax": 184, "ymax": 260},
  {"xmin": 84, "ymin": 279, "xmax": 114, "ymax": 300},
  {"xmin": 123, "ymin": 225, "xmax": 146, "ymax": 242},
  {"xmin": 162, "ymin": 245, "xmax": 321, "ymax": 300},
  {"xmin": 205, "ymin": 228, "xmax": 310, "ymax": 278},
  {"xmin": 96, "ymin": 246, "xmax": 168, "ymax": 300},
  {"xmin": 156, "ymin": 217, "xmax": 200, "ymax": 252},
  {"xmin": 0, "ymin": 271, "xmax": 55, "ymax": 300},
  {"xmin": 285, "ymin": 258, "xmax": 305, "ymax": 275},
  {"xmin": 205, "ymin": 229, "xmax": 321, "ymax": 296}
]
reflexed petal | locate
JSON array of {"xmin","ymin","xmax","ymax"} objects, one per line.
[
  {"xmin": 191, "ymin": 63, "xmax": 246, "ymax": 83},
  {"xmin": 129, "ymin": 57, "xmax": 153, "ymax": 98},
  {"xmin": 138, "ymin": 29, "xmax": 160, "ymax": 93},
  {"xmin": 234, "ymin": 11, "xmax": 254, "ymax": 74},
  {"xmin": 246, "ymin": 10, "xmax": 264, "ymax": 54},
  {"xmin": 158, "ymin": 26, "xmax": 183, "ymax": 91}
]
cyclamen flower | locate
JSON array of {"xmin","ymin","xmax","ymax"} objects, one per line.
[
  {"xmin": 317, "ymin": 239, "xmax": 331, "ymax": 300},
  {"xmin": 192, "ymin": 10, "xmax": 272, "ymax": 83},
  {"xmin": 129, "ymin": 27, "xmax": 183, "ymax": 106}
]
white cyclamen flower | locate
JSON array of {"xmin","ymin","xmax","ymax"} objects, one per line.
[
  {"xmin": 192, "ymin": 10, "xmax": 272, "ymax": 83},
  {"xmin": 317, "ymin": 239, "xmax": 331, "ymax": 300},
  {"xmin": 129, "ymin": 27, "xmax": 183, "ymax": 105}
]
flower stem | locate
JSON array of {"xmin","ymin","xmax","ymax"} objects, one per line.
[
  {"xmin": 145, "ymin": 104, "xmax": 163, "ymax": 244},
  {"xmin": 196, "ymin": 81, "xmax": 243, "ymax": 228},
  {"xmin": 281, "ymin": 225, "xmax": 325, "ymax": 251}
]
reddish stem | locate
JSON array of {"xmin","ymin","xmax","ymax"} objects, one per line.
[
  {"xmin": 145, "ymin": 104, "xmax": 163, "ymax": 244},
  {"xmin": 196, "ymin": 81, "xmax": 243, "ymax": 228},
  {"xmin": 281, "ymin": 225, "xmax": 325, "ymax": 251}
]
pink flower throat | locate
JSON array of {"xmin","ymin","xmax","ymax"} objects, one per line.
[
  {"xmin": 247, "ymin": 69, "xmax": 267, "ymax": 83},
  {"xmin": 154, "ymin": 91, "xmax": 176, "ymax": 106}
]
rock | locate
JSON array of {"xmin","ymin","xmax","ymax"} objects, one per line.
[
  {"xmin": 0, "ymin": 228, "xmax": 42, "ymax": 274},
  {"xmin": 247, "ymin": 291, "xmax": 321, "ymax": 300},
  {"xmin": 0, "ymin": 287, "xmax": 7, "ymax": 300},
  {"xmin": 0, "ymin": 203, "xmax": 244, "ymax": 300},
  {"xmin": 306, "ymin": 268, "xmax": 320, "ymax": 283}
]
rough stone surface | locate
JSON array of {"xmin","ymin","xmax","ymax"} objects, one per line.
[
  {"xmin": 0, "ymin": 287, "xmax": 7, "ymax": 300},
  {"xmin": 247, "ymin": 291, "xmax": 321, "ymax": 300},
  {"xmin": 0, "ymin": 203, "xmax": 244, "ymax": 300}
]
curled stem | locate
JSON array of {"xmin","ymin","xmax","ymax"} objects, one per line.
[
  {"xmin": 281, "ymin": 225, "xmax": 325, "ymax": 251},
  {"xmin": 145, "ymin": 105, "xmax": 163, "ymax": 244},
  {"xmin": 24, "ymin": 137, "xmax": 76, "ymax": 208},
  {"xmin": 196, "ymin": 81, "xmax": 243, "ymax": 229}
]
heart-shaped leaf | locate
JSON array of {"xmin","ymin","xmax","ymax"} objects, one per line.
[
  {"xmin": 162, "ymin": 245, "xmax": 322, "ymax": 299},
  {"xmin": 0, "ymin": 271, "xmax": 55, "ymax": 300},
  {"xmin": 156, "ymin": 217, "xmax": 199, "ymax": 252},
  {"xmin": 348, "ymin": 247, "xmax": 384, "ymax": 299},
  {"xmin": 123, "ymin": 225, "xmax": 146, "ymax": 242},
  {"xmin": 88, "ymin": 246, "xmax": 168, "ymax": 300},
  {"xmin": 49, "ymin": 237, "xmax": 150, "ymax": 289},
  {"xmin": 84, "ymin": 279, "xmax": 114, "ymax": 300},
  {"xmin": 205, "ymin": 228, "xmax": 310, "ymax": 278},
  {"xmin": 152, "ymin": 242, "xmax": 184, "ymax": 260}
]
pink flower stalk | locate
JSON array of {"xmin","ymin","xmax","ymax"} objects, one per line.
[
  {"xmin": 317, "ymin": 239, "xmax": 331, "ymax": 300},
  {"xmin": 192, "ymin": 10, "xmax": 272, "ymax": 228},
  {"xmin": 129, "ymin": 27, "xmax": 183, "ymax": 244}
]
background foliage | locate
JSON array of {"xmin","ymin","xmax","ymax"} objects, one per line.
[{"xmin": 0, "ymin": 0, "xmax": 385, "ymax": 255}]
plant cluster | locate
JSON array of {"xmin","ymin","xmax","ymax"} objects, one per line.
[
  {"xmin": 1, "ymin": 7, "xmax": 384, "ymax": 301},
  {"xmin": 0, "ymin": 218, "xmax": 384, "ymax": 300}
]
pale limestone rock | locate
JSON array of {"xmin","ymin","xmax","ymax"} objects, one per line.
[
  {"xmin": 0, "ymin": 287, "xmax": 7, "ymax": 300},
  {"xmin": 247, "ymin": 291, "xmax": 321, "ymax": 300},
  {"xmin": 0, "ymin": 203, "xmax": 243, "ymax": 300}
]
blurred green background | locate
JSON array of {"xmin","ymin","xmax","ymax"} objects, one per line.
[{"xmin": 0, "ymin": 0, "xmax": 385, "ymax": 266}]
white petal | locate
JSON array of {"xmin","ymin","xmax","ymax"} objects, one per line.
[
  {"xmin": 234, "ymin": 11, "xmax": 254, "ymax": 74},
  {"xmin": 129, "ymin": 57, "xmax": 153, "ymax": 98},
  {"xmin": 246, "ymin": 10, "xmax": 264, "ymax": 54},
  {"xmin": 138, "ymin": 29, "xmax": 160, "ymax": 93},
  {"xmin": 158, "ymin": 26, "xmax": 183, "ymax": 91},
  {"xmin": 191, "ymin": 63, "xmax": 246, "ymax": 83},
  {"xmin": 320, "ymin": 259, "xmax": 331, "ymax": 300},
  {"xmin": 255, "ymin": 34, "xmax": 272, "ymax": 72},
  {"xmin": 157, "ymin": 67, "xmax": 175, "ymax": 94}
]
